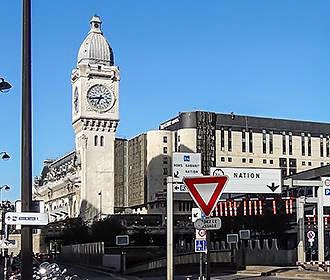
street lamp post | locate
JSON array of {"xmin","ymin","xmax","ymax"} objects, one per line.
[{"xmin": 21, "ymin": 0, "xmax": 33, "ymax": 279}]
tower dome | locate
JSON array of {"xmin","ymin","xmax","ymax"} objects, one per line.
[{"xmin": 77, "ymin": 16, "xmax": 114, "ymax": 66}]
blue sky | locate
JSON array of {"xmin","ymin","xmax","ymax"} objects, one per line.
[{"xmin": 0, "ymin": 1, "xmax": 329, "ymax": 201}]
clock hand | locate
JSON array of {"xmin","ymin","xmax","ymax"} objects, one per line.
[{"xmin": 97, "ymin": 95, "xmax": 103, "ymax": 104}]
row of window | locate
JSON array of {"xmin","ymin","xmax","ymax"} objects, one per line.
[{"xmin": 220, "ymin": 128, "xmax": 330, "ymax": 157}]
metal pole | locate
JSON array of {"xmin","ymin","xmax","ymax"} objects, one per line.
[
  {"xmin": 317, "ymin": 186, "xmax": 325, "ymax": 263},
  {"xmin": 166, "ymin": 176, "xmax": 173, "ymax": 280},
  {"xmin": 21, "ymin": 0, "xmax": 33, "ymax": 279},
  {"xmin": 199, "ymin": 252, "xmax": 203, "ymax": 280},
  {"xmin": 296, "ymin": 197, "xmax": 305, "ymax": 263},
  {"xmin": 206, "ymin": 230, "xmax": 210, "ymax": 280}
]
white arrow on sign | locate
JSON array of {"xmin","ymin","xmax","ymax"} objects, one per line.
[
  {"xmin": 0, "ymin": 239, "xmax": 17, "ymax": 249},
  {"xmin": 5, "ymin": 212, "xmax": 48, "ymax": 226}
]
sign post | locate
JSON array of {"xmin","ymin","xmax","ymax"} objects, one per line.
[{"xmin": 184, "ymin": 176, "xmax": 228, "ymax": 280}]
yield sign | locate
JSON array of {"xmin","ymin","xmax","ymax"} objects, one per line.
[{"xmin": 183, "ymin": 176, "xmax": 228, "ymax": 216}]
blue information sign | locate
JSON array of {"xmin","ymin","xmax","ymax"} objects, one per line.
[{"xmin": 195, "ymin": 239, "xmax": 207, "ymax": 253}]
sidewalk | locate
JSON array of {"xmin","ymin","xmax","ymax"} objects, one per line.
[{"xmin": 237, "ymin": 265, "xmax": 330, "ymax": 279}]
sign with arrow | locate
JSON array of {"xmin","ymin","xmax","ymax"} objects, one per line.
[
  {"xmin": 183, "ymin": 176, "xmax": 228, "ymax": 216},
  {"xmin": 210, "ymin": 167, "xmax": 281, "ymax": 194}
]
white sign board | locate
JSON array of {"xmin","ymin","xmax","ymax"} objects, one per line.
[
  {"xmin": 322, "ymin": 177, "xmax": 330, "ymax": 207},
  {"xmin": 172, "ymin": 153, "xmax": 201, "ymax": 182},
  {"xmin": 192, "ymin": 208, "xmax": 201, "ymax": 222},
  {"xmin": 15, "ymin": 200, "xmax": 46, "ymax": 230},
  {"xmin": 196, "ymin": 229, "xmax": 207, "ymax": 240},
  {"xmin": 239, "ymin": 230, "xmax": 251, "ymax": 240},
  {"xmin": 5, "ymin": 212, "xmax": 48, "ymax": 226},
  {"xmin": 194, "ymin": 217, "xmax": 221, "ymax": 230},
  {"xmin": 210, "ymin": 167, "xmax": 282, "ymax": 194},
  {"xmin": 227, "ymin": 234, "xmax": 239, "ymax": 244},
  {"xmin": 0, "ymin": 240, "xmax": 17, "ymax": 249}
]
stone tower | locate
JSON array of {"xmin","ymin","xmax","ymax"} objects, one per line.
[{"xmin": 71, "ymin": 16, "xmax": 120, "ymax": 220}]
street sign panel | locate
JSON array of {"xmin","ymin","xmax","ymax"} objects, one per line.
[
  {"xmin": 0, "ymin": 239, "xmax": 17, "ymax": 249},
  {"xmin": 5, "ymin": 212, "xmax": 48, "ymax": 226},
  {"xmin": 172, "ymin": 153, "xmax": 202, "ymax": 182},
  {"xmin": 116, "ymin": 235, "xmax": 129, "ymax": 246},
  {"xmin": 194, "ymin": 217, "xmax": 221, "ymax": 230},
  {"xmin": 239, "ymin": 230, "xmax": 251, "ymax": 240},
  {"xmin": 322, "ymin": 177, "xmax": 330, "ymax": 206},
  {"xmin": 192, "ymin": 208, "xmax": 201, "ymax": 222},
  {"xmin": 183, "ymin": 176, "xmax": 228, "ymax": 216},
  {"xmin": 196, "ymin": 229, "xmax": 207, "ymax": 240},
  {"xmin": 210, "ymin": 167, "xmax": 281, "ymax": 194},
  {"xmin": 173, "ymin": 183, "xmax": 188, "ymax": 193},
  {"xmin": 195, "ymin": 239, "xmax": 207, "ymax": 253},
  {"xmin": 227, "ymin": 234, "xmax": 239, "ymax": 244}
]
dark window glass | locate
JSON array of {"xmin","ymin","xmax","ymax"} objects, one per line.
[
  {"xmin": 220, "ymin": 127, "xmax": 225, "ymax": 150},
  {"xmin": 249, "ymin": 129, "xmax": 253, "ymax": 153},
  {"xmin": 174, "ymin": 132, "xmax": 178, "ymax": 152},
  {"xmin": 94, "ymin": 135, "xmax": 98, "ymax": 146},
  {"xmin": 262, "ymin": 130, "xmax": 266, "ymax": 154},
  {"xmin": 308, "ymin": 134, "xmax": 311, "ymax": 156},
  {"xmin": 242, "ymin": 129, "xmax": 246, "ymax": 152},
  {"xmin": 228, "ymin": 128, "xmax": 232, "ymax": 152},
  {"xmin": 163, "ymin": 147, "xmax": 168, "ymax": 154},
  {"xmin": 289, "ymin": 133, "xmax": 292, "ymax": 155},
  {"xmin": 302, "ymin": 161, "xmax": 305, "ymax": 166},
  {"xmin": 269, "ymin": 131, "xmax": 273, "ymax": 154},
  {"xmin": 242, "ymin": 158, "xmax": 246, "ymax": 163},
  {"xmin": 320, "ymin": 135, "xmax": 324, "ymax": 157},
  {"xmin": 270, "ymin": 159, "xmax": 273, "ymax": 164},
  {"xmin": 163, "ymin": 136, "xmax": 168, "ymax": 143},
  {"xmin": 263, "ymin": 159, "xmax": 267, "ymax": 164},
  {"xmin": 221, "ymin": 157, "xmax": 225, "ymax": 162},
  {"xmin": 327, "ymin": 136, "xmax": 330, "ymax": 157},
  {"xmin": 100, "ymin": 136, "xmax": 104, "ymax": 147},
  {"xmin": 249, "ymin": 158, "xmax": 253, "ymax": 163},
  {"xmin": 282, "ymin": 132, "xmax": 286, "ymax": 155},
  {"xmin": 301, "ymin": 133, "xmax": 305, "ymax": 156},
  {"xmin": 228, "ymin": 157, "xmax": 232, "ymax": 162}
]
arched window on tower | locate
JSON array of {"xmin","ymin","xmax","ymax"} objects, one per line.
[
  {"xmin": 94, "ymin": 135, "xmax": 98, "ymax": 146},
  {"xmin": 100, "ymin": 136, "xmax": 104, "ymax": 146}
]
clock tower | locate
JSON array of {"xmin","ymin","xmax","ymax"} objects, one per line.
[{"xmin": 71, "ymin": 16, "xmax": 120, "ymax": 220}]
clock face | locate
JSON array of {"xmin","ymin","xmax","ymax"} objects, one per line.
[
  {"xmin": 86, "ymin": 84, "xmax": 114, "ymax": 112},
  {"xmin": 74, "ymin": 88, "xmax": 79, "ymax": 113}
]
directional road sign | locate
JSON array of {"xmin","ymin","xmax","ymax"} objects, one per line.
[
  {"xmin": 5, "ymin": 212, "xmax": 48, "ymax": 226},
  {"xmin": 173, "ymin": 183, "xmax": 188, "ymax": 193},
  {"xmin": 183, "ymin": 176, "xmax": 228, "ymax": 216},
  {"xmin": 172, "ymin": 153, "xmax": 202, "ymax": 182},
  {"xmin": 194, "ymin": 217, "xmax": 221, "ymax": 230},
  {"xmin": 116, "ymin": 235, "xmax": 129, "ymax": 246},
  {"xmin": 192, "ymin": 208, "xmax": 201, "ymax": 222}
]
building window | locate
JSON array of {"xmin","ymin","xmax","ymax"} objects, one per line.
[
  {"xmin": 174, "ymin": 132, "xmax": 178, "ymax": 152},
  {"xmin": 163, "ymin": 178, "xmax": 167, "ymax": 186},
  {"xmin": 220, "ymin": 127, "xmax": 225, "ymax": 151},
  {"xmin": 321, "ymin": 162, "xmax": 324, "ymax": 166},
  {"xmin": 289, "ymin": 132, "xmax": 293, "ymax": 155},
  {"xmin": 270, "ymin": 159, "xmax": 273, "ymax": 164},
  {"xmin": 327, "ymin": 136, "xmax": 330, "ymax": 157},
  {"xmin": 228, "ymin": 127, "xmax": 232, "ymax": 152},
  {"xmin": 242, "ymin": 129, "xmax": 246, "ymax": 152},
  {"xmin": 163, "ymin": 156, "xmax": 168, "ymax": 165},
  {"xmin": 163, "ymin": 168, "xmax": 168, "ymax": 175},
  {"xmin": 94, "ymin": 135, "xmax": 98, "ymax": 146},
  {"xmin": 308, "ymin": 161, "xmax": 312, "ymax": 166},
  {"xmin": 100, "ymin": 136, "xmax": 104, "ymax": 146},
  {"xmin": 320, "ymin": 135, "xmax": 324, "ymax": 157},
  {"xmin": 308, "ymin": 134, "xmax": 311, "ymax": 156},
  {"xmin": 221, "ymin": 157, "xmax": 225, "ymax": 162},
  {"xmin": 262, "ymin": 130, "xmax": 267, "ymax": 154},
  {"xmin": 163, "ymin": 136, "xmax": 168, "ymax": 143},
  {"xmin": 302, "ymin": 161, "xmax": 305, "ymax": 166},
  {"xmin": 228, "ymin": 157, "xmax": 232, "ymax": 162},
  {"xmin": 301, "ymin": 133, "xmax": 305, "ymax": 156},
  {"xmin": 163, "ymin": 147, "xmax": 168, "ymax": 154},
  {"xmin": 269, "ymin": 131, "xmax": 273, "ymax": 154},
  {"xmin": 263, "ymin": 159, "xmax": 267, "ymax": 164},
  {"xmin": 249, "ymin": 129, "xmax": 253, "ymax": 153},
  {"xmin": 282, "ymin": 132, "xmax": 286, "ymax": 155},
  {"xmin": 242, "ymin": 158, "xmax": 246, "ymax": 163},
  {"xmin": 249, "ymin": 158, "xmax": 253, "ymax": 163}
]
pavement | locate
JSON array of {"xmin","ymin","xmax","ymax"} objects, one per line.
[
  {"xmin": 74, "ymin": 264, "xmax": 330, "ymax": 280},
  {"xmin": 236, "ymin": 265, "xmax": 330, "ymax": 279}
]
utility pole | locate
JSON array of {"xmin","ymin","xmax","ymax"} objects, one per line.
[{"xmin": 21, "ymin": 0, "xmax": 33, "ymax": 279}]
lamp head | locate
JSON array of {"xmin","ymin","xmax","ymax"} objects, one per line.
[
  {"xmin": 1, "ymin": 152, "xmax": 10, "ymax": 161},
  {"xmin": 0, "ymin": 78, "xmax": 12, "ymax": 93}
]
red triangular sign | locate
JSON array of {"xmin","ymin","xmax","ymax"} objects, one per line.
[{"xmin": 183, "ymin": 176, "xmax": 228, "ymax": 216}]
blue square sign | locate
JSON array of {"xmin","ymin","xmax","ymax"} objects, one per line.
[
  {"xmin": 184, "ymin": 155, "xmax": 190, "ymax": 162},
  {"xmin": 195, "ymin": 239, "xmax": 207, "ymax": 253},
  {"xmin": 325, "ymin": 188, "xmax": 330, "ymax": 196}
]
